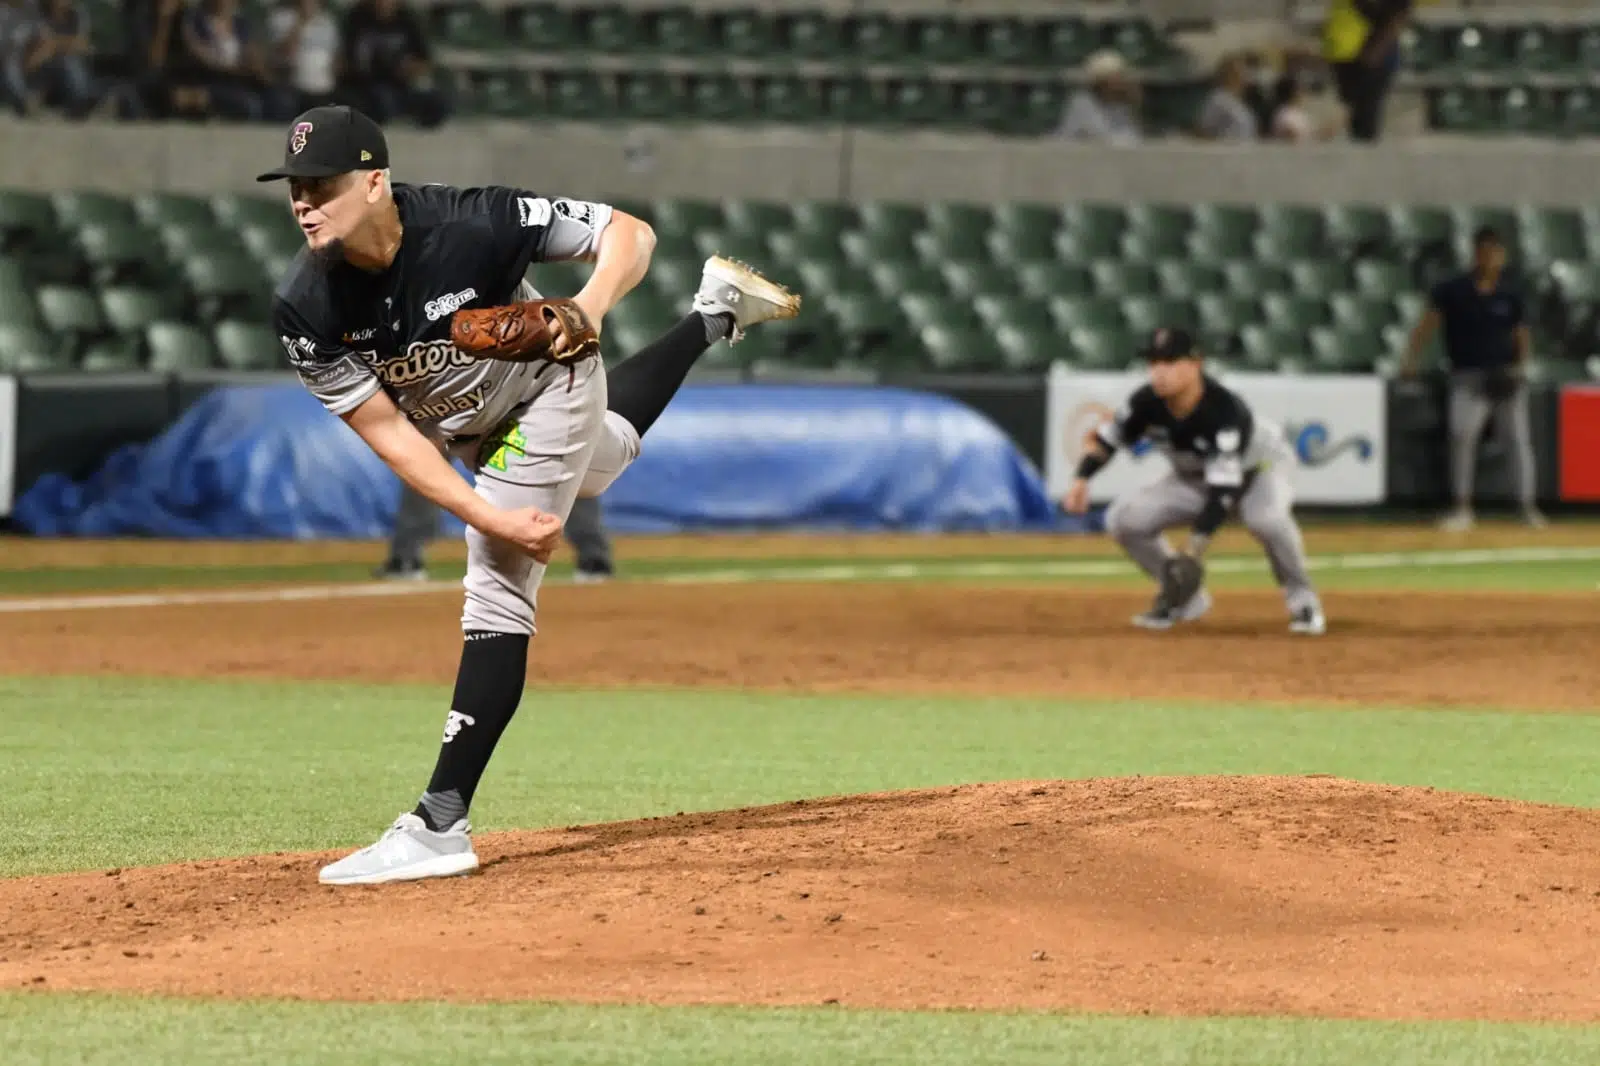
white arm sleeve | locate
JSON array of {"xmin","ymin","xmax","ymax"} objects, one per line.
[{"xmin": 538, "ymin": 198, "xmax": 615, "ymax": 262}]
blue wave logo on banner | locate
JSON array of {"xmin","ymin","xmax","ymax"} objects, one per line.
[{"xmin": 1285, "ymin": 421, "xmax": 1374, "ymax": 467}]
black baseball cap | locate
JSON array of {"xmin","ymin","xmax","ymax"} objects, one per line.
[
  {"xmin": 256, "ymin": 105, "xmax": 389, "ymax": 182},
  {"xmin": 1140, "ymin": 326, "xmax": 1198, "ymax": 361}
]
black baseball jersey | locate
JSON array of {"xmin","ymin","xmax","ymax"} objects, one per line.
[
  {"xmin": 1096, "ymin": 374, "xmax": 1273, "ymax": 490},
  {"xmin": 271, "ymin": 182, "xmax": 613, "ymax": 442}
]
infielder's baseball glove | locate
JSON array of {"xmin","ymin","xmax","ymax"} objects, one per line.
[
  {"xmin": 1159, "ymin": 553, "xmax": 1206, "ymax": 610},
  {"xmin": 451, "ymin": 298, "xmax": 601, "ymax": 366}
]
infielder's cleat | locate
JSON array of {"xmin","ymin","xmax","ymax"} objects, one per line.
[
  {"xmin": 1289, "ymin": 604, "xmax": 1327, "ymax": 636},
  {"xmin": 373, "ymin": 558, "xmax": 428, "ymax": 582},
  {"xmin": 1437, "ymin": 507, "xmax": 1474, "ymax": 533},
  {"xmin": 1522, "ymin": 506, "xmax": 1549, "ymax": 530},
  {"xmin": 317, "ymin": 812, "xmax": 478, "ymax": 885},
  {"xmin": 692, "ymin": 255, "xmax": 801, "ymax": 344},
  {"xmin": 1132, "ymin": 588, "xmax": 1211, "ymax": 630}
]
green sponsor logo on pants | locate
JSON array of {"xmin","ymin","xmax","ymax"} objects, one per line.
[{"xmin": 482, "ymin": 423, "xmax": 527, "ymax": 473}]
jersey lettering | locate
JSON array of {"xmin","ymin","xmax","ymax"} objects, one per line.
[{"xmin": 370, "ymin": 339, "xmax": 479, "ymax": 387}]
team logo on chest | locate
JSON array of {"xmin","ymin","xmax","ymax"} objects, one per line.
[
  {"xmin": 372, "ymin": 339, "xmax": 478, "ymax": 385},
  {"xmin": 424, "ymin": 288, "xmax": 478, "ymax": 321}
]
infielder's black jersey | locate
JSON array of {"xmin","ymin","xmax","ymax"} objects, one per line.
[
  {"xmin": 271, "ymin": 182, "xmax": 613, "ymax": 441},
  {"xmin": 1095, "ymin": 375, "xmax": 1262, "ymax": 489}
]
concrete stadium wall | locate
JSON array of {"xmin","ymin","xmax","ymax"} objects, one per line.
[{"xmin": 6, "ymin": 119, "xmax": 1600, "ymax": 207}]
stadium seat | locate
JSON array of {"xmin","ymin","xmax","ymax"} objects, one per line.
[
  {"xmin": 1429, "ymin": 87, "xmax": 1496, "ymax": 134},
  {"xmin": 580, "ymin": 5, "xmax": 641, "ymax": 51},
  {"xmin": 507, "ymin": 3, "xmax": 575, "ymax": 49},
  {"xmin": 779, "ymin": 10, "xmax": 841, "ymax": 59},
  {"xmin": 869, "ymin": 259, "xmax": 944, "ymax": 299},
  {"xmin": 542, "ymin": 70, "xmax": 613, "ymax": 120},
  {"xmin": 1043, "ymin": 17, "xmax": 1095, "ymax": 67},
  {"xmin": 145, "ymin": 321, "xmax": 218, "ymax": 371},
  {"xmin": 1308, "ymin": 326, "xmax": 1384, "ymax": 373},
  {"xmin": 133, "ymin": 193, "xmax": 216, "ymax": 232},
  {"xmin": 1328, "ymin": 293, "xmax": 1397, "ymax": 334},
  {"xmin": 182, "ymin": 252, "xmax": 270, "ymax": 322},
  {"xmin": 1048, "ymin": 294, "xmax": 1125, "ymax": 333},
  {"xmin": 824, "ymin": 291, "xmax": 909, "ymax": 360},
  {"xmin": 0, "ymin": 191, "xmax": 57, "ymax": 252},
  {"xmin": 464, "ymin": 68, "xmax": 538, "ymax": 118},
  {"xmin": 766, "ymin": 229, "xmax": 841, "ymax": 266},
  {"xmin": 993, "ymin": 322, "xmax": 1057, "ymax": 371},
  {"xmin": 160, "ymin": 222, "xmax": 244, "ymax": 259},
  {"xmin": 52, "ymin": 191, "xmax": 137, "ymax": 232},
  {"xmin": 1089, "ymin": 259, "xmax": 1159, "ymax": 297},
  {"xmin": 715, "ymin": 8, "xmax": 775, "ymax": 57},
  {"xmin": 687, "ymin": 74, "xmax": 754, "ymax": 123},
  {"xmin": 1193, "ymin": 293, "xmax": 1259, "ymax": 344},
  {"xmin": 79, "ymin": 339, "xmax": 143, "ymax": 372},
  {"xmin": 211, "ymin": 194, "xmax": 287, "ymax": 233},
  {"xmin": 972, "ymin": 293, "xmax": 1053, "ymax": 334},
  {"xmin": 721, "ymin": 199, "xmax": 792, "ymax": 239},
  {"xmin": 1323, "ymin": 204, "xmax": 1391, "ymax": 250},
  {"xmin": 1287, "ymin": 260, "xmax": 1354, "ymax": 296},
  {"xmin": 0, "ymin": 281, "xmax": 39, "ymax": 328},
  {"xmin": 919, "ymin": 323, "xmax": 996, "ymax": 372},
  {"xmin": 1154, "ymin": 260, "xmax": 1226, "ymax": 297},
  {"xmin": 1014, "ymin": 260, "xmax": 1094, "ymax": 300},
  {"xmin": 978, "ymin": 17, "xmax": 1038, "ymax": 66},
  {"xmin": 76, "ymin": 221, "xmax": 167, "ymax": 287},
  {"xmin": 1238, "ymin": 324, "xmax": 1307, "ymax": 372},
  {"xmin": 1498, "ymin": 86, "xmax": 1559, "ymax": 136},
  {"xmin": 910, "ymin": 16, "xmax": 973, "ymax": 65},
  {"xmin": 841, "ymin": 229, "xmax": 915, "ymax": 267},
  {"xmin": 1509, "ymin": 24, "xmax": 1575, "ymax": 74},
  {"xmin": 912, "ymin": 226, "xmax": 987, "ymax": 264},
  {"xmin": 1060, "ymin": 203, "xmax": 1125, "ymax": 257},
  {"xmin": 1120, "ymin": 296, "xmax": 1193, "ymax": 335},
  {"xmin": 36, "ymin": 285, "xmax": 108, "ymax": 353},
  {"xmin": 940, "ymin": 261, "xmax": 1011, "ymax": 299},
  {"xmin": 848, "ymin": 13, "xmax": 909, "ymax": 64},
  {"xmin": 986, "ymin": 227, "xmax": 1057, "ymax": 265},
  {"xmin": 432, "ymin": 0, "xmax": 503, "ymax": 49},
  {"xmin": 1261, "ymin": 292, "xmax": 1331, "ymax": 332},
  {"xmin": 649, "ymin": 6, "xmax": 711, "ymax": 56},
  {"xmin": 1445, "ymin": 24, "xmax": 1507, "ymax": 73},
  {"xmin": 100, "ymin": 286, "xmax": 183, "ymax": 336},
  {"xmin": 1065, "ymin": 326, "xmax": 1133, "ymax": 371},
  {"xmin": 1123, "ymin": 203, "xmax": 1193, "ymax": 255},
  {"xmin": 214, "ymin": 320, "xmax": 284, "ymax": 371},
  {"xmin": 617, "ymin": 71, "xmax": 684, "ymax": 120},
  {"xmin": 1221, "ymin": 260, "xmax": 1293, "ymax": 294}
]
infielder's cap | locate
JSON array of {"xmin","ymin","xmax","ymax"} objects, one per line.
[
  {"xmin": 1140, "ymin": 326, "xmax": 1198, "ymax": 361},
  {"xmin": 256, "ymin": 105, "xmax": 389, "ymax": 182}
]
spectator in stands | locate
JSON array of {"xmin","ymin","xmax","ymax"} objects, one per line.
[
  {"xmin": 1269, "ymin": 71, "xmax": 1344, "ymax": 142},
  {"xmin": 269, "ymin": 0, "xmax": 341, "ymax": 111},
  {"xmin": 1196, "ymin": 54, "xmax": 1259, "ymax": 141},
  {"xmin": 1321, "ymin": 0, "xmax": 1413, "ymax": 143},
  {"xmin": 1401, "ymin": 226, "xmax": 1545, "ymax": 531},
  {"xmin": 1, "ymin": 0, "xmax": 37, "ymax": 115},
  {"xmin": 180, "ymin": 0, "xmax": 297, "ymax": 121},
  {"xmin": 15, "ymin": 0, "xmax": 96, "ymax": 117},
  {"xmin": 339, "ymin": 0, "xmax": 448, "ymax": 128},
  {"xmin": 1057, "ymin": 50, "xmax": 1141, "ymax": 145}
]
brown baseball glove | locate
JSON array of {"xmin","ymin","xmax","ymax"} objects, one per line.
[{"xmin": 451, "ymin": 298, "xmax": 601, "ymax": 366}]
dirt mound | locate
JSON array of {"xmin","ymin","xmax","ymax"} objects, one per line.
[{"xmin": 5, "ymin": 776, "xmax": 1600, "ymax": 1020}]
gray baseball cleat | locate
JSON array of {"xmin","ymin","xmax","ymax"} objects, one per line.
[
  {"xmin": 318, "ymin": 812, "xmax": 478, "ymax": 885},
  {"xmin": 691, "ymin": 255, "xmax": 801, "ymax": 344},
  {"xmin": 1132, "ymin": 588, "xmax": 1212, "ymax": 630},
  {"xmin": 1289, "ymin": 603, "xmax": 1327, "ymax": 636}
]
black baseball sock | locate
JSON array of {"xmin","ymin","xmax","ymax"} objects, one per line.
[
  {"xmin": 606, "ymin": 311, "xmax": 733, "ymax": 437},
  {"xmin": 413, "ymin": 631, "xmax": 529, "ymax": 831}
]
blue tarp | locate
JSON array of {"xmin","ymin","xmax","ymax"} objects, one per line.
[{"xmin": 13, "ymin": 382, "xmax": 1063, "ymax": 537}]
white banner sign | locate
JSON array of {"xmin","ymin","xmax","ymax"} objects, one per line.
[
  {"xmin": 0, "ymin": 375, "xmax": 14, "ymax": 516},
  {"xmin": 1044, "ymin": 364, "xmax": 1386, "ymax": 505}
]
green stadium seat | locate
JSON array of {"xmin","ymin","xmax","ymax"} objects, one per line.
[
  {"xmin": 1119, "ymin": 232, "xmax": 1185, "ymax": 263},
  {"xmin": 913, "ymin": 226, "xmax": 986, "ymax": 264},
  {"xmin": 978, "ymin": 18, "xmax": 1038, "ymax": 66},
  {"xmin": 972, "ymin": 293, "xmax": 1053, "ymax": 334},
  {"xmin": 1351, "ymin": 259, "xmax": 1412, "ymax": 298},
  {"xmin": 1308, "ymin": 326, "xmax": 1383, "ymax": 373},
  {"xmin": 1238, "ymin": 325, "xmax": 1307, "ymax": 372},
  {"xmin": 1185, "ymin": 229, "xmax": 1254, "ymax": 263},
  {"xmin": 940, "ymin": 261, "xmax": 1011, "ymax": 299},
  {"xmin": 1446, "ymin": 24, "xmax": 1507, "ymax": 72},
  {"xmin": 1048, "ymin": 295, "xmax": 1124, "ymax": 333},
  {"xmin": 1388, "ymin": 205, "xmax": 1455, "ymax": 248},
  {"xmin": 822, "ymin": 77, "xmax": 881, "ymax": 125},
  {"xmin": 1089, "ymin": 260, "xmax": 1159, "ymax": 297},
  {"xmin": 825, "ymin": 292, "xmax": 909, "ymax": 361},
  {"xmin": 0, "ymin": 282, "xmax": 40, "ymax": 327},
  {"xmin": 1065, "ymin": 326, "xmax": 1131, "ymax": 372},
  {"xmin": 1429, "ymin": 87, "xmax": 1496, "ymax": 134},
  {"xmin": 213, "ymin": 321, "xmax": 284, "ymax": 371},
  {"xmin": 1042, "ymin": 18, "xmax": 1094, "ymax": 67},
  {"xmin": 52, "ymin": 191, "xmax": 137, "ymax": 232},
  {"xmin": 1508, "ymin": 24, "xmax": 1575, "ymax": 74},
  {"xmin": 791, "ymin": 259, "xmax": 870, "ymax": 302},
  {"xmin": 721, "ymin": 199, "xmax": 791, "ymax": 239},
  {"xmin": 1015, "ymin": 260, "xmax": 1093, "ymax": 300},
  {"xmin": 649, "ymin": 6, "xmax": 710, "ymax": 55},
  {"xmin": 1392, "ymin": 292, "xmax": 1427, "ymax": 328},
  {"xmin": 992, "ymin": 202, "xmax": 1059, "ymax": 237},
  {"xmin": 618, "ymin": 71, "xmax": 684, "ymax": 120},
  {"xmin": 35, "ymin": 285, "xmax": 108, "ymax": 353},
  {"xmin": 716, "ymin": 8, "xmax": 775, "ymax": 57},
  {"xmin": 240, "ymin": 219, "xmax": 307, "ymax": 264},
  {"xmin": 767, "ymin": 230, "xmax": 842, "ymax": 265},
  {"xmin": 1549, "ymin": 260, "xmax": 1600, "ymax": 301},
  {"xmin": 870, "ymin": 259, "xmax": 945, "ymax": 297},
  {"xmin": 986, "ymin": 228, "xmax": 1056, "ymax": 264},
  {"xmin": 1561, "ymin": 87, "xmax": 1600, "ymax": 136},
  {"xmin": 848, "ymin": 13, "xmax": 909, "ymax": 63},
  {"xmin": 687, "ymin": 74, "xmax": 754, "ymax": 123},
  {"xmin": 1155, "ymin": 260, "xmax": 1226, "ymax": 297},
  {"xmin": 1257, "ymin": 206, "xmax": 1326, "ymax": 254},
  {"xmin": 160, "ymin": 222, "xmax": 243, "ymax": 259},
  {"xmin": 919, "ymin": 324, "xmax": 996, "ymax": 372},
  {"xmin": 432, "ymin": 1, "xmax": 503, "ymax": 50},
  {"xmin": 542, "ymin": 70, "xmax": 613, "ymax": 120},
  {"xmin": 1328, "ymin": 293, "xmax": 1397, "ymax": 334},
  {"xmin": 1014, "ymin": 82, "xmax": 1066, "ymax": 135},
  {"xmin": 1060, "ymin": 203, "xmax": 1125, "ymax": 256},
  {"xmin": 1399, "ymin": 23, "xmax": 1450, "ymax": 74},
  {"xmin": 1261, "ymin": 292, "xmax": 1331, "ymax": 332},
  {"xmin": 1193, "ymin": 293, "xmax": 1259, "ymax": 338},
  {"xmin": 145, "ymin": 321, "xmax": 218, "ymax": 371},
  {"xmin": 0, "ymin": 322, "xmax": 63, "ymax": 370},
  {"xmin": 841, "ymin": 229, "xmax": 915, "ymax": 267},
  {"xmin": 695, "ymin": 230, "xmax": 772, "ymax": 267},
  {"xmin": 1100, "ymin": 18, "xmax": 1178, "ymax": 70},
  {"xmin": 1287, "ymin": 260, "xmax": 1354, "ymax": 296},
  {"xmin": 1498, "ymin": 86, "xmax": 1559, "ymax": 136},
  {"xmin": 885, "ymin": 79, "xmax": 956, "ymax": 128},
  {"xmin": 789, "ymin": 200, "xmax": 855, "ymax": 239},
  {"xmin": 581, "ymin": 5, "xmax": 641, "ymax": 51},
  {"xmin": 182, "ymin": 252, "xmax": 269, "ymax": 322},
  {"xmin": 910, "ymin": 16, "xmax": 973, "ymax": 65},
  {"xmin": 508, "ymin": 3, "xmax": 576, "ymax": 49},
  {"xmin": 753, "ymin": 75, "xmax": 824, "ymax": 123},
  {"xmin": 650, "ymin": 200, "xmax": 722, "ymax": 239},
  {"xmin": 858, "ymin": 201, "xmax": 927, "ymax": 239},
  {"xmin": 0, "ymin": 191, "xmax": 57, "ymax": 252},
  {"xmin": 993, "ymin": 322, "xmax": 1057, "ymax": 371},
  {"xmin": 1323, "ymin": 204, "xmax": 1391, "ymax": 249},
  {"xmin": 211, "ymin": 194, "xmax": 287, "ymax": 233},
  {"xmin": 925, "ymin": 201, "xmax": 991, "ymax": 239},
  {"xmin": 1578, "ymin": 27, "xmax": 1600, "ymax": 69},
  {"xmin": 1124, "ymin": 203, "xmax": 1192, "ymax": 248},
  {"xmin": 464, "ymin": 68, "xmax": 538, "ymax": 118},
  {"xmin": 1518, "ymin": 207, "xmax": 1588, "ymax": 264},
  {"xmin": 1221, "ymin": 260, "xmax": 1293, "ymax": 294},
  {"xmin": 1120, "ymin": 296, "xmax": 1192, "ymax": 335},
  {"xmin": 1191, "ymin": 203, "xmax": 1257, "ymax": 243},
  {"xmin": 79, "ymin": 339, "xmax": 143, "ymax": 372},
  {"xmin": 780, "ymin": 10, "xmax": 840, "ymax": 59},
  {"xmin": 133, "ymin": 193, "xmax": 215, "ymax": 232}
]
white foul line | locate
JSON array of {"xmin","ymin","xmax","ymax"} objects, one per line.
[{"xmin": 0, "ymin": 545, "xmax": 1594, "ymax": 614}]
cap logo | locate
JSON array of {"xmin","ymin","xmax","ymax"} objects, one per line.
[
  {"xmin": 360, "ymin": 150, "xmax": 372, "ymax": 162},
  {"xmin": 1153, "ymin": 328, "xmax": 1169, "ymax": 347},
  {"xmin": 290, "ymin": 122, "xmax": 313, "ymax": 155}
]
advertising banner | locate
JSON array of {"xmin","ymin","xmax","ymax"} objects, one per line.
[
  {"xmin": 1558, "ymin": 385, "xmax": 1600, "ymax": 502},
  {"xmin": 1044, "ymin": 364, "xmax": 1386, "ymax": 504}
]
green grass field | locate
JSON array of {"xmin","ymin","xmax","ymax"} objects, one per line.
[{"xmin": 1, "ymin": 540, "xmax": 1596, "ymax": 1064}]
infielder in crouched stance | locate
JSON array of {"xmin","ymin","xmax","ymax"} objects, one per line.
[
  {"xmin": 1062, "ymin": 328, "xmax": 1326, "ymax": 636},
  {"xmin": 259, "ymin": 105, "xmax": 799, "ymax": 884}
]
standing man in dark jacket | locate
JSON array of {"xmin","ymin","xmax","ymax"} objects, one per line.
[
  {"xmin": 339, "ymin": 0, "xmax": 445, "ymax": 127},
  {"xmin": 1403, "ymin": 226, "xmax": 1545, "ymax": 531}
]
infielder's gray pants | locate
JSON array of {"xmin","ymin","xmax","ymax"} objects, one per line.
[
  {"xmin": 1448, "ymin": 369, "xmax": 1536, "ymax": 509},
  {"xmin": 1104, "ymin": 467, "xmax": 1319, "ymax": 609},
  {"xmin": 445, "ymin": 357, "xmax": 640, "ymax": 636}
]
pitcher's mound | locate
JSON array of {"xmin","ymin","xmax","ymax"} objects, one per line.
[{"xmin": 5, "ymin": 776, "xmax": 1600, "ymax": 1020}]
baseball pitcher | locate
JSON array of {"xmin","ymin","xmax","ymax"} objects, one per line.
[
  {"xmin": 1062, "ymin": 328, "xmax": 1327, "ymax": 635},
  {"xmin": 260, "ymin": 105, "xmax": 799, "ymax": 884}
]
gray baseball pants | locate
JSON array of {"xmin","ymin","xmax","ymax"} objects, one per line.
[
  {"xmin": 1104, "ymin": 466, "xmax": 1320, "ymax": 611},
  {"xmin": 1448, "ymin": 369, "xmax": 1536, "ymax": 509},
  {"xmin": 387, "ymin": 485, "xmax": 613, "ymax": 573},
  {"xmin": 445, "ymin": 355, "xmax": 640, "ymax": 636}
]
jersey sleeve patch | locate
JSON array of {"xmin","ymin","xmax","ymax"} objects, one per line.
[{"xmin": 279, "ymin": 333, "xmax": 380, "ymax": 416}]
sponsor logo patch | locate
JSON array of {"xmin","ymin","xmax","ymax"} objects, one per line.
[
  {"xmin": 517, "ymin": 196, "xmax": 551, "ymax": 228},
  {"xmin": 424, "ymin": 288, "xmax": 478, "ymax": 322}
]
